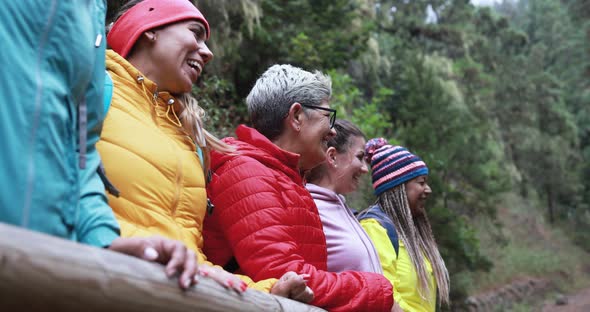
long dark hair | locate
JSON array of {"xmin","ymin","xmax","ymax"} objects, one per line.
[{"xmin": 377, "ymin": 186, "xmax": 450, "ymax": 305}]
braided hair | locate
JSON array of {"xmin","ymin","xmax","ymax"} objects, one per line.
[{"xmin": 366, "ymin": 139, "xmax": 450, "ymax": 306}]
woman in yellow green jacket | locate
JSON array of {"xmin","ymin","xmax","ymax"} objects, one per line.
[
  {"xmin": 358, "ymin": 138, "xmax": 450, "ymax": 312},
  {"xmin": 96, "ymin": 0, "xmax": 312, "ymax": 301}
]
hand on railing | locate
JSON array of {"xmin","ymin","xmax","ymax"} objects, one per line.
[
  {"xmin": 108, "ymin": 236, "xmax": 197, "ymax": 290},
  {"xmin": 271, "ymin": 271, "xmax": 314, "ymax": 303},
  {"xmin": 196, "ymin": 264, "xmax": 248, "ymax": 293}
]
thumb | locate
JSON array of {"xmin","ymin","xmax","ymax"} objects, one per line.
[
  {"xmin": 292, "ymin": 285, "xmax": 314, "ymax": 304},
  {"xmin": 271, "ymin": 272, "xmax": 297, "ymax": 297}
]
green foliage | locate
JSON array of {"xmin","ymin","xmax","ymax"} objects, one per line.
[
  {"xmin": 489, "ymin": 0, "xmax": 585, "ymax": 224},
  {"xmin": 458, "ymin": 192, "xmax": 590, "ymax": 301},
  {"xmin": 328, "ymin": 70, "xmax": 393, "ymax": 139},
  {"xmin": 350, "ymin": 90, "xmax": 394, "ymax": 139},
  {"xmin": 392, "ymin": 55, "xmax": 509, "ymax": 217},
  {"xmin": 288, "ymin": 33, "xmax": 323, "ymax": 68},
  {"xmin": 212, "ymin": 0, "xmax": 373, "ymax": 97},
  {"xmin": 430, "ymin": 203, "xmax": 493, "ymax": 275},
  {"xmin": 106, "ymin": 0, "xmax": 125, "ymax": 21},
  {"xmin": 194, "ymin": 75, "xmax": 248, "ymax": 138},
  {"xmin": 572, "ymin": 212, "xmax": 590, "ymax": 252}
]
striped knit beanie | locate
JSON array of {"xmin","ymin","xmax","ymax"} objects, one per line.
[{"xmin": 365, "ymin": 138, "xmax": 429, "ymax": 196}]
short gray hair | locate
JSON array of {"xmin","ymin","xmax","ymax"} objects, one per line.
[{"xmin": 246, "ymin": 64, "xmax": 332, "ymax": 140}]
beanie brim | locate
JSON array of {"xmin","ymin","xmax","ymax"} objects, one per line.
[{"xmin": 374, "ymin": 167, "xmax": 429, "ymax": 196}]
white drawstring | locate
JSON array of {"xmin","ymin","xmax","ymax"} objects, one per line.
[{"xmin": 137, "ymin": 75, "xmax": 182, "ymax": 127}]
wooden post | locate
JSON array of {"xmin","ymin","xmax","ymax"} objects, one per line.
[{"xmin": 0, "ymin": 223, "xmax": 325, "ymax": 312}]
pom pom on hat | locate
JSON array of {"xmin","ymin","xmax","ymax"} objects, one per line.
[
  {"xmin": 365, "ymin": 138, "xmax": 429, "ymax": 196},
  {"xmin": 365, "ymin": 137, "xmax": 389, "ymax": 163}
]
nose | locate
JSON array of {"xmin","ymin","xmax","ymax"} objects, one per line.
[
  {"xmin": 360, "ymin": 161, "xmax": 369, "ymax": 174},
  {"xmin": 327, "ymin": 127, "xmax": 336, "ymax": 138},
  {"xmin": 198, "ymin": 42, "xmax": 213, "ymax": 64},
  {"xmin": 424, "ymin": 183, "xmax": 432, "ymax": 196}
]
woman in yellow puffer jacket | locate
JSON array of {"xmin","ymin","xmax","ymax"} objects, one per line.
[
  {"xmin": 97, "ymin": 0, "xmax": 312, "ymax": 301},
  {"xmin": 359, "ymin": 138, "xmax": 450, "ymax": 312}
]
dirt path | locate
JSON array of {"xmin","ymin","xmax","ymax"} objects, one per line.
[{"xmin": 541, "ymin": 287, "xmax": 590, "ymax": 312}]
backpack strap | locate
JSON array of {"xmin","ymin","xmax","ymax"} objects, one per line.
[
  {"xmin": 358, "ymin": 204, "xmax": 399, "ymax": 257},
  {"xmin": 97, "ymin": 161, "xmax": 120, "ymax": 197},
  {"xmin": 97, "ymin": 70, "xmax": 120, "ymax": 197}
]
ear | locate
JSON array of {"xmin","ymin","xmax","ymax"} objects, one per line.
[
  {"xmin": 286, "ymin": 102, "xmax": 305, "ymax": 132},
  {"xmin": 326, "ymin": 147, "xmax": 338, "ymax": 167},
  {"xmin": 143, "ymin": 30, "xmax": 157, "ymax": 42}
]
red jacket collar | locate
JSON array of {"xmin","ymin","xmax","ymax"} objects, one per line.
[{"xmin": 210, "ymin": 125, "xmax": 304, "ymax": 185}]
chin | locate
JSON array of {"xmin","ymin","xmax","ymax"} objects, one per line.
[
  {"xmin": 177, "ymin": 76, "xmax": 195, "ymax": 93},
  {"xmin": 417, "ymin": 207, "xmax": 426, "ymax": 216},
  {"xmin": 343, "ymin": 188, "xmax": 356, "ymax": 195},
  {"xmin": 347, "ymin": 182, "xmax": 357, "ymax": 192},
  {"xmin": 180, "ymin": 83, "xmax": 194, "ymax": 93},
  {"xmin": 168, "ymin": 84, "xmax": 191, "ymax": 95}
]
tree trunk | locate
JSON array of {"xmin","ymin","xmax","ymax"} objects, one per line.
[{"xmin": 546, "ymin": 185, "xmax": 555, "ymax": 224}]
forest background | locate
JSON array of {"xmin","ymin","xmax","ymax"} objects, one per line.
[{"xmin": 108, "ymin": 0, "xmax": 589, "ymax": 310}]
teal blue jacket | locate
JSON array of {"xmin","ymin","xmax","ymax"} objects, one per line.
[{"xmin": 0, "ymin": 0, "xmax": 120, "ymax": 247}]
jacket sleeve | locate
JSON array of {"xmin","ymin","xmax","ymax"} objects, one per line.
[
  {"xmin": 75, "ymin": 89, "xmax": 120, "ymax": 247},
  {"xmin": 76, "ymin": 150, "xmax": 120, "ymax": 247},
  {"xmin": 75, "ymin": 9, "xmax": 120, "ymax": 248},
  {"xmin": 209, "ymin": 158, "xmax": 393, "ymax": 312},
  {"xmin": 361, "ymin": 218, "xmax": 413, "ymax": 311}
]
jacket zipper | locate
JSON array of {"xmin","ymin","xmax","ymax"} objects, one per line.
[{"xmin": 22, "ymin": 0, "xmax": 59, "ymax": 227}]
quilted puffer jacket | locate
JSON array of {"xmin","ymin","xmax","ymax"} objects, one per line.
[
  {"xmin": 97, "ymin": 50, "xmax": 274, "ymax": 292},
  {"xmin": 203, "ymin": 125, "xmax": 394, "ymax": 312}
]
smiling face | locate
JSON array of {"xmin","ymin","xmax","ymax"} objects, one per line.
[
  {"xmin": 332, "ymin": 136, "xmax": 369, "ymax": 195},
  {"xmin": 298, "ymin": 101, "xmax": 337, "ymax": 170},
  {"xmin": 145, "ymin": 20, "xmax": 212, "ymax": 94},
  {"xmin": 405, "ymin": 175, "xmax": 432, "ymax": 217}
]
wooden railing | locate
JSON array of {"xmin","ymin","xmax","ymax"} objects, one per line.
[{"xmin": 0, "ymin": 223, "xmax": 325, "ymax": 312}]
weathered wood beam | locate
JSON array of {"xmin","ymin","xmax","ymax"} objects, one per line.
[{"xmin": 0, "ymin": 222, "xmax": 325, "ymax": 312}]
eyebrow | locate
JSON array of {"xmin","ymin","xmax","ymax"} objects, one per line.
[{"xmin": 188, "ymin": 23, "xmax": 206, "ymax": 37}]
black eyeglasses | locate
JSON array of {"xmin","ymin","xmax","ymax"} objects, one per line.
[{"xmin": 301, "ymin": 104, "xmax": 337, "ymax": 129}]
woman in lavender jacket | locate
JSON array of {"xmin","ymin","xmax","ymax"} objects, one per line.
[{"xmin": 305, "ymin": 119, "xmax": 383, "ymax": 274}]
